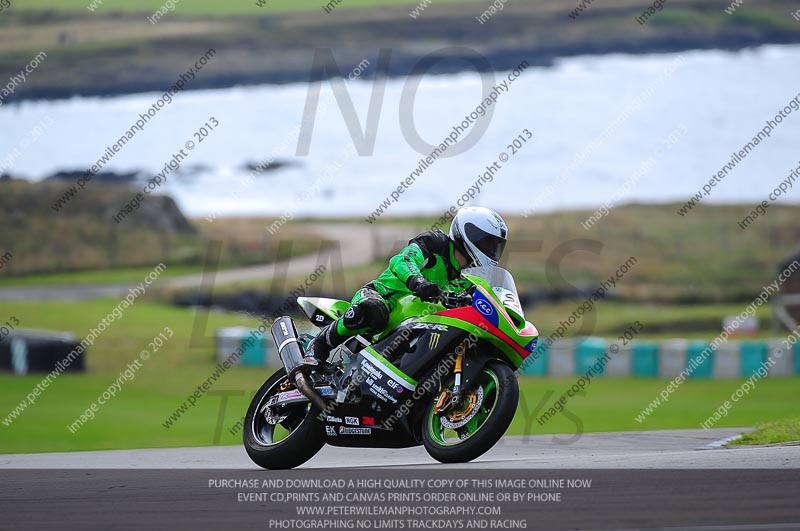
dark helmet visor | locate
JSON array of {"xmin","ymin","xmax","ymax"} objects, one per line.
[
  {"xmin": 476, "ymin": 235, "xmax": 507, "ymax": 262},
  {"xmin": 465, "ymin": 223, "xmax": 507, "ymax": 262}
]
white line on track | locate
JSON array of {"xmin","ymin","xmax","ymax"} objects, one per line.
[{"xmin": 703, "ymin": 434, "xmax": 743, "ymax": 449}]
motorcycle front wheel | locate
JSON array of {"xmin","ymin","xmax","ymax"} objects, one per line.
[{"xmin": 422, "ymin": 361, "xmax": 519, "ymax": 464}]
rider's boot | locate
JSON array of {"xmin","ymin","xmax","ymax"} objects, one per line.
[{"xmin": 302, "ymin": 322, "xmax": 347, "ymax": 368}]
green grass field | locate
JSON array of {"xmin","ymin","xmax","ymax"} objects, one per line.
[
  {"xmin": 13, "ymin": 0, "xmax": 475, "ymax": 15},
  {"xmin": 0, "ymin": 265, "xmax": 208, "ymax": 288},
  {"xmin": 2, "ymin": 299, "xmax": 798, "ymax": 454},
  {"xmin": 3, "ymin": 370, "xmax": 798, "ymax": 454}
]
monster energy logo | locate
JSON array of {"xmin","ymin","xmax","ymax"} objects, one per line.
[{"xmin": 428, "ymin": 333, "xmax": 441, "ymax": 350}]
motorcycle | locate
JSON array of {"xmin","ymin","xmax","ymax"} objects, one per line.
[{"xmin": 243, "ymin": 265, "xmax": 539, "ymax": 469}]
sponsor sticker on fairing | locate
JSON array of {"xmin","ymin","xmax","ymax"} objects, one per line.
[
  {"xmin": 279, "ymin": 390, "xmax": 304, "ymax": 401},
  {"xmin": 475, "ymin": 298, "xmax": 494, "ymax": 316},
  {"xmin": 369, "ymin": 383, "xmax": 399, "ymax": 404},
  {"xmin": 411, "ymin": 323, "xmax": 449, "ymax": 332},
  {"xmin": 387, "ymin": 379, "xmax": 404, "ymax": 393},
  {"xmin": 339, "ymin": 427, "xmax": 371, "ymax": 435}
]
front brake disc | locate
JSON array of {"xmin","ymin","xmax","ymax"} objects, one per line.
[{"xmin": 439, "ymin": 386, "xmax": 484, "ymax": 430}]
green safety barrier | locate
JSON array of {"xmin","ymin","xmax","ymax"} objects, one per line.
[
  {"xmin": 240, "ymin": 333, "xmax": 267, "ymax": 366},
  {"xmin": 631, "ymin": 342, "xmax": 659, "ymax": 377},
  {"xmin": 740, "ymin": 342, "xmax": 767, "ymax": 377},
  {"xmin": 520, "ymin": 343, "xmax": 548, "ymax": 376},
  {"xmin": 575, "ymin": 337, "xmax": 608, "ymax": 375},
  {"xmin": 796, "ymin": 342, "xmax": 800, "ymax": 375},
  {"xmin": 686, "ymin": 341, "xmax": 713, "ymax": 378}
]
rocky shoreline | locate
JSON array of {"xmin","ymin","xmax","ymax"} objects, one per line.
[
  {"xmin": 1, "ymin": 0, "xmax": 798, "ymax": 103},
  {"xmin": 11, "ymin": 36, "xmax": 800, "ymax": 103}
]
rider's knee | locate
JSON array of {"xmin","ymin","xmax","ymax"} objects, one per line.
[{"xmin": 343, "ymin": 298, "xmax": 389, "ymax": 333}]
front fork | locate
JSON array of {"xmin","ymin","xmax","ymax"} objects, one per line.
[{"xmin": 434, "ymin": 352, "xmax": 464, "ymax": 414}]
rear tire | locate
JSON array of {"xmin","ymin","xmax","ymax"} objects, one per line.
[
  {"xmin": 422, "ymin": 361, "xmax": 518, "ymax": 464},
  {"xmin": 243, "ymin": 368, "xmax": 324, "ymax": 470}
]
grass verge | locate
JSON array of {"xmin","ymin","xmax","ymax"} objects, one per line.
[
  {"xmin": 3, "ymin": 374, "xmax": 797, "ymax": 454},
  {"xmin": 0, "ymin": 265, "xmax": 208, "ymax": 287},
  {"xmin": 12, "ymin": 0, "xmax": 473, "ymax": 15},
  {"xmin": 729, "ymin": 417, "xmax": 800, "ymax": 446},
  {"xmin": 1, "ymin": 299, "xmax": 798, "ymax": 454}
]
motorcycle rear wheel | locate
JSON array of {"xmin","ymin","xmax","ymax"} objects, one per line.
[{"xmin": 243, "ymin": 368, "xmax": 324, "ymax": 470}]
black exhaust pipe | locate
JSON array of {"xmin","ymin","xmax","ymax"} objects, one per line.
[
  {"xmin": 294, "ymin": 372, "xmax": 328, "ymax": 412},
  {"xmin": 271, "ymin": 316, "xmax": 305, "ymax": 375},
  {"xmin": 271, "ymin": 316, "xmax": 328, "ymax": 411}
]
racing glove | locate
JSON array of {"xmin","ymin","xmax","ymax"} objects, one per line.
[{"xmin": 407, "ymin": 275, "xmax": 442, "ymax": 302}]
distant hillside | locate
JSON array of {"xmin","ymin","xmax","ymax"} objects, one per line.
[
  {"xmin": 0, "ymin": 179, "xmax": 196, "ymax": 275},
  {"xmin": 0, "ymin": 180, "xmax": 323, "ymax": 276},
  {"xmin": 365, "ymin": 203, "xmax": 800, "ymax": 304},
  {"xmin": 1, "ymin": 0, "xmax": 799, "ymax": 100},
  {"xmin": 506, "ymin": 203, "xmax": 800, "ymax": 304}
]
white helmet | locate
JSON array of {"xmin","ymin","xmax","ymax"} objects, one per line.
[{"xmin": 449, "ymin": 207, "xmax": 508, "ymax": 267}]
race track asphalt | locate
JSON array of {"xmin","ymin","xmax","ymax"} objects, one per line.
[
  {"xmin": 2, "ymin": 428, "xmax": 798, "ymax": 470},
  {"xmin": 2, "ymin": 429, "xmax": 799, "ymax": 530}
]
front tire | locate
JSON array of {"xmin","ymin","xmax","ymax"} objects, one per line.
[
  {"xmin": 243, "ymin": 368, "xmax": 324, "ymax": 470},
  {"xmin": 422, "ymin": 361, "xmax": 518, "ymax": 464}
]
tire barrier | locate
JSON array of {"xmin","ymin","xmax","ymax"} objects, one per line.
[
  {"xmin": 519, "ymin": 337, "xmax": 799, "ymax": 378},
  {"xmin": 0, "ymin": 329, "xmax": 85, "ymax": 375}
]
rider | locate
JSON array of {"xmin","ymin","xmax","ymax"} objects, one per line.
[{"xmin": 303, "ymin": 206, "xmax": 508, "ymax": 365}]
